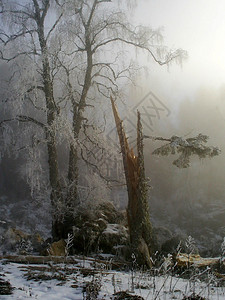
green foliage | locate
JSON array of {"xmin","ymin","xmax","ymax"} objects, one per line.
[{"xmin": 152, "ymin": 134, "xmax": 220, "ymax": 168}]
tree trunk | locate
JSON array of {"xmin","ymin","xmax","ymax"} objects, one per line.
[
  {"xmin": 111, "ymin": 97, "xmax": 157, "ymax": 267},
  {"xmin": 34, "ymin": 4, "xmax": 63, "ymax": 241},
  {"xmin": 66, "ymin": 33, "xmax": 93, "ymax": 214},
  {"xmin": 52, "ymin": 31, "xmax": 95, "ymax": 242}
]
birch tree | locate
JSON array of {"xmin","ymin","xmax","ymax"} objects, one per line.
[{"xmin": 0, "ymin": 0, "xmax": 187, "ymax": 242}]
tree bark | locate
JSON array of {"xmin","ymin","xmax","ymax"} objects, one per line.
[
  {"xmin": 111, "ymin": 97, "xmax": 157, "ymax": 267},
  {"xmin": 66, "ymin": 26, "xmax": 93, "ymax": 210},
  {"xmin": 33, "ymin": 1, "xmax": 63, "ymax": 240}
]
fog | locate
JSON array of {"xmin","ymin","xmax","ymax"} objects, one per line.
[
  {"xmin": 131, "ymin": 0, "xmax": 225, "ymax": 219},
  {"xmin": 103, "ymin": 0, "xmax": 225, "ymax": 253},
  {"xmin": 133, "ymin": 0, "xmax": 225, "ymax": 94}
]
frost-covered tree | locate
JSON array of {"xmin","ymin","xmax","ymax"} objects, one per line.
[
  {"xmin": 0, "ymin": 0, "xmax": 64, "ymax": 239},
  {"xmin": 0, "ymin": 0, "xmax": 187, "ymax": 242}
]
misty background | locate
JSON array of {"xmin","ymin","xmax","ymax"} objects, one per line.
[{"xmin": 0, "ymin": 0, "xmax": 225, "ymax": 255}]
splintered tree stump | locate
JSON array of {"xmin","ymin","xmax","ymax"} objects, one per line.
[{"xmin": 111, "ymin": 97, "xmax": 157, "ymax": 267}]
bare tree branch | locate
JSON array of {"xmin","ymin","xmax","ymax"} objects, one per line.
[
  {"xmin": 87, "ymin": 0, "xmax": 98, "ymax": 28},
  {"xmin": 0, "ymin": 118, "xmax": 15, "ymax": 127},
  {"xmin": 93, "ymin": 37, "xmax": 187, "ymax": 65},
  {"xmin": 16, "ymin": 115, "xmax": 46, "ymax": 128},
  {"xmin": 0, "ymin": 115, "xmax": 45, "ymax": 128},
  {"xmin": 0, "ymin": 29, "xmax": 36, "ymax": 46},
  {"xmin": 41, "ymin": 0, "xmax": 50, "ymax": 23},
  {"xmin": 0, "ymin": 8, "xmax": 34, "ymax": 19},
  {"xmin": 80, "ymin": 145, "xmax": 120, "ymax": 185},
  {"xmin": 46, "ymin": 11, "xmax": 63, "ymax": 41},
  {"xmin": 0, "ymin": 50, "xmax": 39, "ymax": 62}
]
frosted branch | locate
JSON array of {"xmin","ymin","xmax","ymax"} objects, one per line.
[{"xmin": 151, "ymin": 134, "xmax": 221, "ymax": 168}]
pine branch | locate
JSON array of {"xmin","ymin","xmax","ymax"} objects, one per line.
[{"xmin": 150, "ymin": 134, "xmax": 221, "ymax": 168}]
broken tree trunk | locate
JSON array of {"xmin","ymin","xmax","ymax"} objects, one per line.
[{"xmin": 111, "ymin": 97, "xmax": 157, "ymax": 267}]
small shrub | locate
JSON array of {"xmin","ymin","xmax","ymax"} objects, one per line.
[
  {"xmin": 113, "ymin": 291, "xmax": 144, "ymax": 299},
  {"xmin": 83, "ymin": 276, "xmax": 102, "ymax": 300},
  {"xmin": 182, "ymin": 293, "xmax": 206, "ymax": 300},
  {"xmin": 0, "ymin": 277, "xmax": 14, "ymax": 295}
]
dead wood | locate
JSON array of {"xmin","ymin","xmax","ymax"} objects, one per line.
[
  {"xmin": 110, "ymin": 97, "xmax": 156, "ymax": 267},
  {"xmin": 0, "ymin": 255, "xmax": 129, "ymax": 269},
  {"xmin": 176, "ymin": 253, "xmax": 222, "ymax": 268}
]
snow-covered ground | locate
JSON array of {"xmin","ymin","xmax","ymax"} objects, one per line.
[{"xmin": 0, "ymin": 257, "xmax": 225, "ymax": 299}]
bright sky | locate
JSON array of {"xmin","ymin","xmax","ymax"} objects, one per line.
[{"xmin": 133, "ymin": 0, "xmax": 225, "ymax": 100}]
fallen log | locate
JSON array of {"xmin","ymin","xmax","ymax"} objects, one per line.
[
  {"xmin": 0, "ymin": 255, "xmax": 77, "ymax": 264},
  {"xmin": 176, "ymin": 253, "xmax": 222, "ymax": 268},
  {"xmin": 0, "ymin": 255, "xmax": 129, "ymax": 270}
]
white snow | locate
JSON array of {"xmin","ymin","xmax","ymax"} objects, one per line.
[
  {"xmin": 0, "ymin": 257, "xmax": 225, "ymax": 299},
  {"xmin": 103, "ymin": 224, "xmax": 123, "ymax": 235}
]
